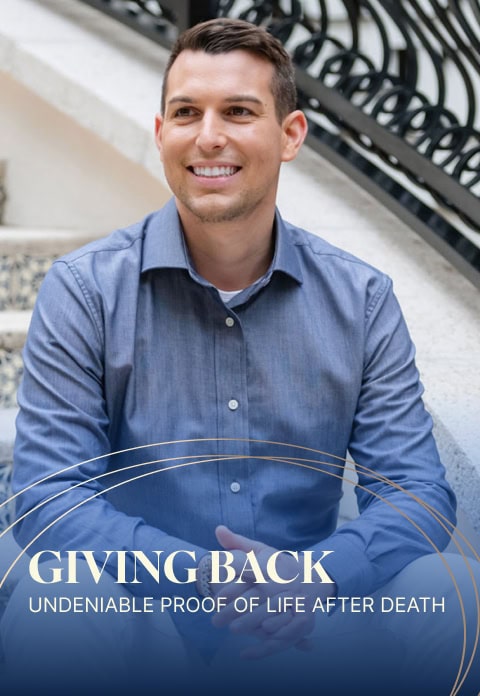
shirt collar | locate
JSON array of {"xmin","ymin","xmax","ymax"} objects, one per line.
[{"xmin": 141, "ymin": 198, "xmax": 303, "ymax": 286}]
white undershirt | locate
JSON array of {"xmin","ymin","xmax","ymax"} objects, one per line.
[{"xmin": 217, "ymin": 288, "xmax": 244, "ymax": 304}]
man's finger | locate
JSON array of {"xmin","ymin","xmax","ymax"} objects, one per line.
[{"xmin": 215, "ymin": 525, "xmax": 267, "ymax": 555}]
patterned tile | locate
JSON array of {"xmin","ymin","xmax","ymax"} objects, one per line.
[
  {"xmin": 0, "ymin": 258, "xmax": 9, "ymax": 311},
  {"xmin": 0, "ymin": 350, "xmax": 23, "ymax": 409},
  {"xmin": 0, "ymin": 464, "xmax": 13, "ymax": 532},
  {"xmin": 0, "ymin": 254, "xmax": 58, "ymax": 311}
]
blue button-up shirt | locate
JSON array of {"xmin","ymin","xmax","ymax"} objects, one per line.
[{"xmin": 13, "ymin": 198, "xmax": 455, "ymax": 601}]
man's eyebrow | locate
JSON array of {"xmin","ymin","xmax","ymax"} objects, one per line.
[
  {"xmin": 167, "ymin": 95, "xmax": 264, "ymax": 106},
  {"xmin": 167, "ymin": 96, "xmax": 195, "ymax": 105},
  {"xmin": 224, "ymin": 95, "xmax": 264, "ymax": 105}
]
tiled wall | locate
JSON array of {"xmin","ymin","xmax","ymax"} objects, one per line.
[
  {"xmin": 0, "ymin": 351, "xmax": 23, "ymax": 409},
  {"xmin": 1, "ymin": 252, "xmax": 59, "ymax": 408},
  {"xmin": 0, "ymin": 253, "xmax": 58, "ymax": 311}
]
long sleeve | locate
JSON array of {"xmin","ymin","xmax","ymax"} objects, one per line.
[
  {"xmin": 13, "ymin": 259, "xmax": 206, "ymax": 599},
  {"xmin": 312, "ymin": 276, "xmax": 456, "ymax": 597}
]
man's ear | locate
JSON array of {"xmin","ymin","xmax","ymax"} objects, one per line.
[
  {"xmin": 281, "ymin": 109, "xmax": 308, "ymax": 163},
  {"xmin": 154, "ymin": 113, "xmax": 164, "ymax": 161}
]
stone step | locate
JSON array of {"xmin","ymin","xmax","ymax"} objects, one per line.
[
  {"xmin": 0, "ymin": 311, "xmax": 31, "ymax": 350},
  {"xmin": 0, "ymin": 312, "xmax": 30, "ymax": 408},
  {"xmin": 0, "ymin": 407, "xmax": 16, "ymax": 467},
  {"xmin": 0, "ymin": 227, "xmax": 98, "ymax": 254},
  {"xmin": 0, "ymin": 227, "xmax": 98, "ymax": 312},
  {"xmin": 0, "ymin": 347, "xmax": 23, "ymax": 410},
  {"xmin": 0, "ymin": 228, "xmax": 98, "ymax": 408}
]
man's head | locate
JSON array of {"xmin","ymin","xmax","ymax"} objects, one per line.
[
  {"xmin": 155, "ymin": 19, "xmax": 307, "ymax": 231},
  {"xmin": 161, "ymin": 18, "xmax": 297, "ymax": 123}
]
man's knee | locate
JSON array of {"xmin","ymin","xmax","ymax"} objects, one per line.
[
  {"xmin": 377, "ymin": 552, "xmax": 480, "ymax": 694},
  {"xmin": 1, "ymin": 558, "xmax": 187, "ymax": 693},
  {"xmin": 385, "ymin": 552, "xmax": 480, "ymax": 605}
]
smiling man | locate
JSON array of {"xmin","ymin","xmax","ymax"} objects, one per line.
[
  {"xmin": 2, "ymin": 17, "xmax": 479, "ymax": 695},
  {"xmin": 155, "ymin": 38, "xmax": 306, "ymax": 293}
]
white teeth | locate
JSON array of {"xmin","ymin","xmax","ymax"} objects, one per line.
[{"xmin": 192, "ymin": 166, "xmax": 238, "ymax": 177}]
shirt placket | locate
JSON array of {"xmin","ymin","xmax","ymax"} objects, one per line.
[{"xmin": 212, "ymin": 296, "xmax": 255, "ymax": 537}]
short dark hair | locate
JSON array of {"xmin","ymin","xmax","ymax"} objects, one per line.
[{"xmin": 161, "ymin": 18, "xmax": 297, "ymax": 122}]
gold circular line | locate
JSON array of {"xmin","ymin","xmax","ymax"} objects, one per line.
[
  {"xmin": 3, "ymin": 437, "xmax": 473, "ymax": 563},
  {"xmin": 0, "ymin": 436, "xmax": 380, "ymax": 512},
  {"xmin": 4, "ymin": 450, "xmax": 476, "ymax": 568},
  {"xmin": 5, "ymin": 445, "xmax": 476, "ymax": 671},
  {"xmin": 2, "ymin": 442, "xmax": 477, "ymax": 693}
]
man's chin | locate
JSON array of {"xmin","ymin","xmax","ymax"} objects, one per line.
[{"xmin": 177, "ymin": 196, "xmax": 253, "ymax": 225}]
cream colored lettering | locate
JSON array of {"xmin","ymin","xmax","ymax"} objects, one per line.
[
  {"xmin": 28, "ymin": 549, "xmax": 335, "ymax": 585},
  {"xmin": 131, "ymin": 551, "xmax": 163, "ymax": 584},
  {"xmin": 266, "ymin": 551, "xmax": 300, "ymax": 584},
  {"xmin": 237, "ymin": 551, "xmax": 268, "ymax": 584},
  {"xmin": 163, "ymin": 550, "xmax": 197, "ymax": 584},
  {"xmin": 66, "ymin": 550, "xmax": 114, "ymax": 584},
  {"xmin": 29, "ymin": 550, "xmax": 62, "ymax": 584},
  {"xmin": 302, "ymin": 550, "xmax": 335, "ymax": 584},
  {"xmin": 210, "ymin": 550, "xmax": 236, "ymax": 584}
]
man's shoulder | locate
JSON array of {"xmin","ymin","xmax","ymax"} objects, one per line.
[{"xmin": 58, "ymin": 213, "xmax": 155, "ymax": 267}]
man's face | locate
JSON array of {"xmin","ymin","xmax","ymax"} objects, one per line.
[{"xmin": 155, "ymin": 49, "xmax": 305, "ymax": 226}]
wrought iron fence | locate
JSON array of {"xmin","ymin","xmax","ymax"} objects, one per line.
[{"xmin": 77, "ymin": 0, "xmax": 480, "ymax": 286}]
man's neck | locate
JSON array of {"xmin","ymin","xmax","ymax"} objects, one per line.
[{"xmin": 178, "ymin": 206, "xmax": 276, "ymax": 291}]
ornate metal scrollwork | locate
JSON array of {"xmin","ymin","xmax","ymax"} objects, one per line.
[
  {"xmin": 222, "ymin": 0, "xmax": 480, "ymax": 282},
  {"xmin": 77, "ymin": 1, "xmax": 215, "ymax": 43},
  {"xmin": 76, "ymin": 0, "xmax": 480, "ymax": 284},
  {"xmin": 217, "ymin": 2, "xmax": 480, "ymax": 221}
]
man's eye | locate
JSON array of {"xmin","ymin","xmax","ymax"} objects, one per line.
[
  {"xmin": 174, "ymin": 107, "xmax": 195, "ymax": 118},
  {"xmin": 228, "ymin": 106, "xmax": 251, "ymax": 117}
]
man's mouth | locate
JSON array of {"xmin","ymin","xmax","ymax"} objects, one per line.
[{"xmin": 190, "ymin": 166, "xmax": 240, "ymax": 178}]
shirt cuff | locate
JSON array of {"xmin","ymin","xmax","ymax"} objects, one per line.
[{"xmin": 309, "ymin": 534, "xmax": 375, "ymax": 599}]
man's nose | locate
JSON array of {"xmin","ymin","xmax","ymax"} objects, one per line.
[{"xmin": 195, "ymin": 112, "xmax": 227, "ymax": 151}]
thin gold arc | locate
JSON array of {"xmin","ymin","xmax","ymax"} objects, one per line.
[
  {"xmin": 3, "ymin": 437, "xmax": 476, "ymax": 564},
  {"xmin": 2, "ymin": 442, "xmax": 477, "ymax": 694},
  {"xmin": 3, "ymin": 450, "xmax": 478, "ymax": 582},
  {"xmin": 3, "ymin": 459, "xmax": 475, "ymax": 695},
  {"xmin": 3, "ymin": 448, "xmax": 475, "ymax": 694}
]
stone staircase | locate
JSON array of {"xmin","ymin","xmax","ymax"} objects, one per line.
[
  {"xmin": 0, "ymin": 227, "xmax": 98, "ymax": 457},
  {"xmin": 0, "ymin": 227, "xmax": 98, "ymax": 408}
]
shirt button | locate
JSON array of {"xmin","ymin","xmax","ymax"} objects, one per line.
[
  {"xmin": 228, "ymin": 399, "xmax": 239, "ymax": 411},
  {"xmin": 230, "ymin": 481, "xmax": 241, "ymax": 493},
  {"xmin": 225, "ymin": 317, "xmax": 235, "ymax": 327}
]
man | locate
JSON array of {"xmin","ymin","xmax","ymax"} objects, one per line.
[{"xmin": 1, "ymin": 17, "xmax": 478, "ymax": 695}]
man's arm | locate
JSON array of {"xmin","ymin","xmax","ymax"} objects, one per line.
[
  {"xmin": 12, "ymin": 260, "xmax": 205, "ymax": 599},
  {"xmin": 312, "ymin": 277, "xmax": 456, "ymax": 598}
]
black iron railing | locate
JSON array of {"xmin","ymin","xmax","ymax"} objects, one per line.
[
  {"xmin": 77, "ymin": 0, "xmax": 480, "ymax": 287},
  {"xmin": 77, "ymin": 1, "xmax": 214, "ymax": 46}
]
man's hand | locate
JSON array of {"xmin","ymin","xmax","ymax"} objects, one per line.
[{"xmin": 211, "ymin": 525, "xmax": 336, "ymax": 659}]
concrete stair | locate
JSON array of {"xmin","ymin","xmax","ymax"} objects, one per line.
[{"xmin": 0, "ymin": 226, "xmax": 98, "ymax": 409}]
